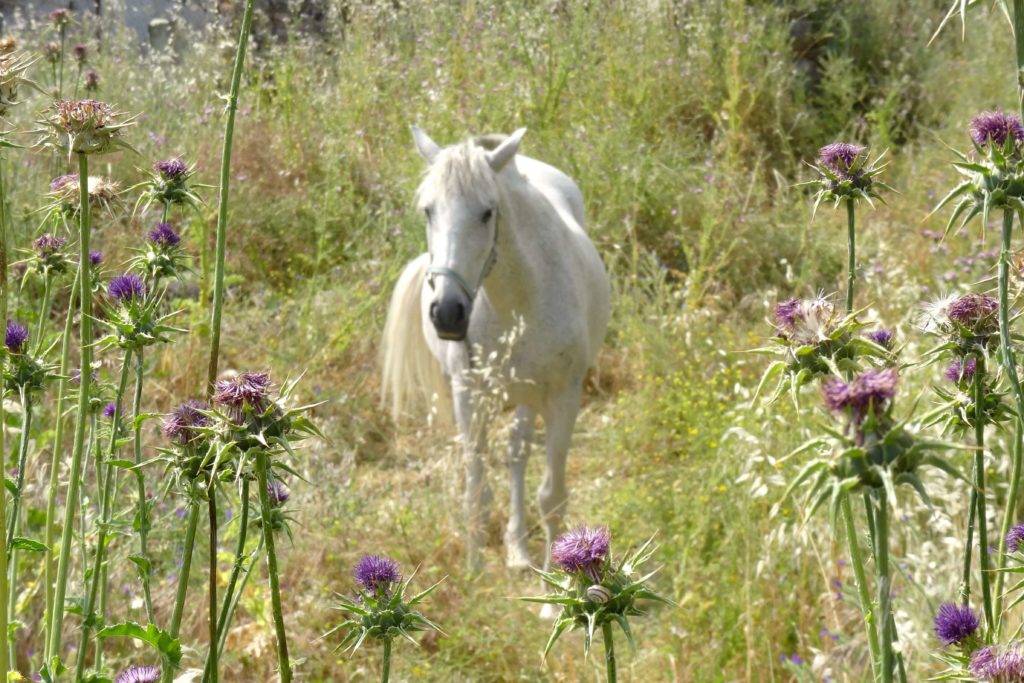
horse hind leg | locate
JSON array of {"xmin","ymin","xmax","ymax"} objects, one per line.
[
  {"xmin": 537, "ymin": 384, "xmax": 582, "ymax": 572},
  {"xmin": 505, "ymin": 405, "xmax": 536, "ymax": 570}
]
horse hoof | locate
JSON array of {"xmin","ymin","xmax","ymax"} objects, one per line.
[{"xmin": 505, "ymin": 547, "xmax": 531, "ymax": 571}]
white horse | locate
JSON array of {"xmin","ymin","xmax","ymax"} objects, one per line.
[{"xmin": 381, "ymin": 127, "xmax": 610, "ymax": 570}]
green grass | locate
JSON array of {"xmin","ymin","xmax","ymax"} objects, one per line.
[{"xmin": 3, "ymin": 0, "xmax": 1023, "ymax": 681}]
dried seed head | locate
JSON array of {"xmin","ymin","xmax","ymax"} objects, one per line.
[{"xmin": 40, "ymin": 98, "xmax": 134, "ymax": 157}]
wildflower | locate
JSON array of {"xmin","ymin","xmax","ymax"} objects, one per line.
[
  {"xmin": 774, "ymin": 298, "xmax": 801, "ymax": 331},
  {"xmin": 969, "ymin": 645, "xmax": 1024, "ymax": 680},
  {"xmin": 71, "ymin": 44, "xmax": 87, "ymax": 63},
  {"xmin": 865, "ymin": 328, "xmax": 895, "ymax": 349},
  {"xmin": 354, "ymin": 554, "xmax": 401, "ymax": 594},
  {"xmin": 823, "ymin": 367, "xmax": 898, "ymax": 422},
  {"xmin": 48, "ymin": 173, "xmax": 121, "ymax": 215},
  {"xmin": 44, "ymin": 42, "xmax": 60, "ymax": 64},
  {"xmin": 945, "ymin": 357, "xmax": 977, "ymax": 384},
  {"xmin": 102, "ymin": 401, "xmax": 116, "ymax": 419},
  {"xmin": 84, "ymin": 69, "xmax": 99, "ymax": 92},
  {"xmin": 115, "ymin": 665, "xmax": 160, "ymax": 683},
  {"xmin": 108, "ymin": 273, "xmax": 146, "ymax": 303},
  {"xmin": 934, "ymin": 602, "xmax": 980, "ymax": 646},
  {"xmin": 818, "ymin": 142, "xmax": 865, "ymax": 178},
  {"xmin": 148, "ymin": 223, "xmax": 180, "ymax": 248},
  {"xmin": 69, "ymin": 368, "xmax": 97, "ymax": 385},
  {"xmin": 1008, "ymin": 522, "xmax": 1024, "ymax": 553},
  {"xmin": 551, "ymin": 525, "xmax": 610, "ymax": 582},
  {"xmin": 155, "ymin": 158, "xmax": 187, "ymax": 180},
  {"xmin": 773, "ymin": 296, "xmax": 838, "ymax": 345},
  {"xmin": 48, "ymin": 9, "xmax": 72, "ymax": 28},
  {"xmin": 89, "ymin": 250, "xmax": 102, "ymax": 266},
  {"xmin": 5, "ymin": 319, "xmax": 27, "ymax": 353},
  {"xmin": 970, "ymin": 111, "xmax": 1024, "ymax": 148},
  {"xmin": 948, "ymin": 293, "xmax": 999, "ymax": 334},
  {"xmin": 37, "ymin": 98, "xmax": 135, "ymax": 158},
  {"xmin": 213, "ymin": 371, "xmax": 273, "ymax": 421},
  {"xmin": 162, "ymin": 400, "xmax": 211, "ymax": 447},
  {"xmin": 268, "ymin": 479, "xmax": 289, "ymax": 507}
]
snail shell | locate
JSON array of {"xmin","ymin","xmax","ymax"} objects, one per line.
[{"xmin": 586, "ymin": 584, "xmax": 612, "ymax": 604}]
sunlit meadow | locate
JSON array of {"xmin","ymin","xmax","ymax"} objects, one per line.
[{"xmin": 4, "ymin": 0, "xmax": 1024, "ymax": 681}]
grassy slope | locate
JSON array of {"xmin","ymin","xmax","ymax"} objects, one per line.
[{"xmin": 5, "ymin": 0, "xmax": 1022, "ymax": 680}]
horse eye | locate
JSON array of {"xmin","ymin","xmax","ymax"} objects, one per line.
[
  {"xmin": 424, "ymin": 207, "xmax": 433, "ymax": 222},
  {"xmin": 481, "ymin": 209, "xmax": 493, "ymax": 223}
]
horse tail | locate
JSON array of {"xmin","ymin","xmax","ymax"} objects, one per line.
[{"xmin": 380, "ymin": 253, "xmax": 452, "ymax": 426}]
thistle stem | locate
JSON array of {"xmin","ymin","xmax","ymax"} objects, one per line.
[
  {"xmin": 35, "ymin": 272, "xmax": 53, "ymax": 355},
  {"xmin": 48, "ymin": 152, "xmax": 94, "ymax": 661},
  {"xmin": 381, "ymin": 638, "xmax": 392, "ymax": 683},
  {"xmin": 876, "ymin": 491, "xmax": 894, "ymax": 683},
  {"xmin": 216, "ymin": 535, "xmax": 262, "ymax": 662},
  {"xmin": 962, "ymin": 481, "xmax": 977, "ymax": 606},
  {"xmin": 846, "ymin": 199, "xmax": 856, "ymax": 313},
  {"xmin": 6, "ymin": 388, "xmax": 32, "ymax": 667},
  {"xmin": 207, "ymin": 0, "xmax": 256, "ymax": 393},
  {"xmin": 256, "ymin": 449, "xmax": 291, "ymax": 683},
  {"xmin": 131, "ymin": 347, "xmax": 155, "ymax": 622},
  {"xmin": 841, "ymin": 494, "xmax": 880, "ymax": 680},
  {"xmin": 210, "ymin": 478, "xmax": 250, "ymax": 663},
  {"xmin": 972, "ymin": 354, "xmax": 994, "ymax": 632},
  {"xmin": 1015, "ymin": 0, "xmax": 1024, "ymax": 119},
  {"xmin": 0, "ymin": 152, "xmax": 9, "ymax": 681},
  {"xmin": 996, "ymin": 419, "xmax": 1023, "ymax": 633},
  {"xmin": 74, "ymin": 350, "xmax": 132, "ymax": 682},
  {"xmin": 162, "ymin": 496, "xmax": 200, "ymax": 683},
  {"xmin": 602, "ymin": 621, "xmax": 617, "ymax": 683},
  {"xmin": 43, "ymin": 267, "xmax": 79, "ymax": 651},
  {"xmin": 207, "ymin": 485, "xmax": 218, "ymax": 682}
]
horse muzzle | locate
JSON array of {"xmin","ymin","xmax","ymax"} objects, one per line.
[{"xmin": 429, "ymin": 296, "xmax": 471, "ymax": 341}]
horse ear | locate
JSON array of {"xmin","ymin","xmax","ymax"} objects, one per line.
[
  {"xmin": 486, "ymin": 127, "xmax": 526, "ymax": 171},
  {"xmin": 411, "ymin": 126, "xmax": 441, "ymax": 164}
]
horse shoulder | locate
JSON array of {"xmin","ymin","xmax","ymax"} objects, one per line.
[{"xmin": 514, "ymin": 156, "xmax": 585, "ymax": 230}]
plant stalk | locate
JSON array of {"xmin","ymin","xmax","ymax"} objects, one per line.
[
  {"xmin": 973, "ymin": 355, "xmax": 994, "ymax": 631},
  {"xmin": 877, "ymin": 492, "xmax": 894, "ymax": 683},
  {"xmin": 846, "ymin": 199, "xmax": 856, "ymax": 313},
  {"xmin": 841, "ymin": 494, "xmax": 880, "ymax": 680},
  {"xmin": 0, "ymin": 152, "xmax": 10, "ymax": 680},
  {"xmin": 162, "ymin": 497, "xmax": 200, "ymax": 683},
  {"xmin": 131, "ymin": 347, "xmax": 154, "ymax": 622},
  {"xmin": 381, "ymin": 638, "xmax": 392, "ymax": 683},
  {"xmin": 207, "ymin": 0, "xmax": 256, "ymax": 394},
  {"xmin": 207, "ymin": 483, "xmax": 218, "ymax": 683},
  {"xmin": 602, "ymin": 621, "xmax": 617, "ymax": 683},
  {"xmin": 6, "ymin": 388, "xmax": 32, "ymax": 666},
  {"xmin": 996, "ymin": 419, "xmax": 1024, "ymax": 632},
  {"xmin": 48, "ymin": 152, "xmax": 94, "ymax": 660},
  {"xmin": 208, "ymin": 478, "xmax": 251, "ymax": 670},
  {"xmin": 256, "ymin": 450, "xmax": 291, "ymax": 683}
]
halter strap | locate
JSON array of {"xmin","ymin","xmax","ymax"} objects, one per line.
[{"xmin": 426, "ymin": 214, "xmax": 499, "ymax": 300}]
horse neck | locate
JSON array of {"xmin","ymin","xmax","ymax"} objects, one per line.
[{"xmin": 481, "ymin": 170, "xmax": 543, "ymax": 319}]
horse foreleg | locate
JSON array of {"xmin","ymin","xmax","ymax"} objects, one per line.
[
  {"xmin": 538, "ymin": 385, "xmax": 582, "ymax": 571},
  {"xmin": 454, "ymin": 384, "xmax": 492, "ymax": 572},
  {"xmin": 505, "ymin": 405, "xmax": 536, "ymax": 570}
]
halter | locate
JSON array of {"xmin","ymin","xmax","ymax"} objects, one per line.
[{"xmin": 426, "ymin": 215, "xmax": 499, "ymax": 301}]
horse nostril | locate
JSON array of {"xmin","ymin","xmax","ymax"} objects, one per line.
[
  {"xmin": 429, "ymin": 301, "xmax": 439, "ymax": 322},
  {"xmin": 455, "ymin": 303, "xmax": 465, "ymax": 322}
]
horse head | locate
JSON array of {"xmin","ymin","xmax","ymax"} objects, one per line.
[{"xmin": 411, "ymin": 126, "xmax": 525, "ymax": 341}]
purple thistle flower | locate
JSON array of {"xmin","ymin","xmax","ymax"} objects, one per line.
[
  {"xmin": 213, "ymin": 371, "xmax": 273, "ymax": 419},
  {"xmin": 934, "ymin": 602, "xmax": 979, "ymax": 646},
  {"xmin": 48, "ymin": 9, "xmax": 72, "ymax": 26},
  {"xmin": 970, "ymin": 111, "xmax": 1024, "ymax": 147},
  {"xmin": 551, "ymin": 525, "xmax": 610, "ymax": 581},
  {"xmin": 148, "ymin": 223, "xmax": 180, "ymax": 248},
  {"xmin": 102, "ymin": 401, "xmax": 116, "ymax": 419},
  {"xmin": 774, "ymin": 298, "xmax": 802, "ymax": 331},
  {"xmin": 5, "ymin": 319, "xmax": 27, "ymax": 353},
  {"xmin": 72, "ymin": 44, "xmax": 87, "ymax": 63},
  {"xmin": 822, "ymin": 368, "xmax": 899, "ymax": 424},
  {"xmin": 50, "ymin": 173, "xmax": 77, "ymax": 192},
  {"xmin": 948, "ymin": 293, "xmax": 999, "ymax": 328},
  {"xmin": 354, "ymin": 554, "xmax": 401, "ymax": 593},
  {"xmin": 945, "ymin": 357, "xmax": 978, "ymax": 384},
  {"xmin": 115, "ymin": 665, "xmax": 160, "ymax": 683},
  {"xmin": 33, "ymin": 233, "xmax": 66, "ymax": 258},
  {"xmin": 162, "ymin": 400, "xmax": 211, "ymax": 447},
  {"xmin": 108, "ymin": 273, "xmax": 146, "ymax": 303},
  {"xmin": 70, "ymin": 368, "xmax": 97, "ymax": 385},
  {"xmin": 819, "ymin": 142, "xmax": 864, "ymax": 176},
  {"xmin": 268, "ymin": 479, "xmax": 290, "ymax": 507},
  {"xmin": 84, "ymin": 70, "xmax": 99, "ymax": 91},
  {"xmin": 1008, "ymin": 522, "xmax": 1024, "ymax": 553},
  {"xmin": 154, "ymin": 158, "xmax": 187, "ymax": 180},
  {"xmin": 865, "ymin": 328, "xmax": 895, "ymax": 349},
  {"xmin": 89, "ymin": 250, "xmax": 102, "ymax": 265},
  {"xmin": 969, "ymin": 645, "xmax": 1024, "ymax": 680}
]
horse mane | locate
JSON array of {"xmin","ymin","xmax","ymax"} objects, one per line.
[{"xmin": 415, "ymin": 135, "xmax": 504, "ymax": 210}]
